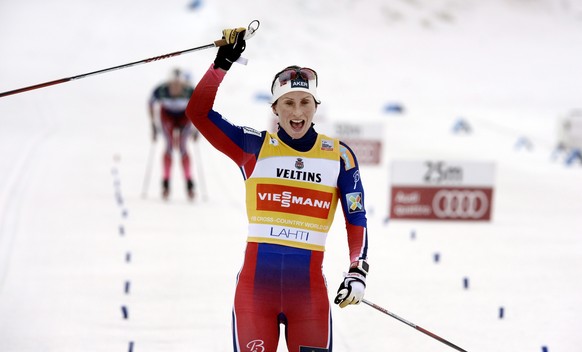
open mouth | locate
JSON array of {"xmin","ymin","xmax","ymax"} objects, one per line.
[{"xmin": 290, "ymin": 119, "xmax": 305, "ymax": 131}]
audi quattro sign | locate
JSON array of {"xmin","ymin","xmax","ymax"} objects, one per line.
[{"xmin": 389, "ymin": 160, "xmax": 496, "ymax": 221}]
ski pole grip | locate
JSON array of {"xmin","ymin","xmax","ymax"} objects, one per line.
[{"xmin": 213, "ymin": 39, "xmax": 228, "ymax": 47}]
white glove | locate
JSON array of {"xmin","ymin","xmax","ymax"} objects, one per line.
[{"xmin": 334, "ymin": 260, "xmax": 369, "ymax": 308}]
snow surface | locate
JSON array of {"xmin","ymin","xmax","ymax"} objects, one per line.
[{"xmin": 1, "ymin": 0, "xmax": 582, "ymax": 351}]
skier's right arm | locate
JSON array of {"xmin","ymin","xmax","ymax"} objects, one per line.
[{"xmin": 185, "ymin": 30, "xmax": 262, "ymax": 168}]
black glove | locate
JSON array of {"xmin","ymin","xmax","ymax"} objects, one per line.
[{"xmin": 213, "ymin": 28, "xmax": 246, "ymax": 71}]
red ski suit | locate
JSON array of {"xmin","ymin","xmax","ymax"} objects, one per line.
[{"xmin": 186, "ymin": 65, "xmax": 368, "ymax": 352}]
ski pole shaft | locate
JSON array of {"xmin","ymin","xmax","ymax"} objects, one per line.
[
  {"xmin": 192, "ymin": 139, "xmax": 208, "ymax": 202},
  {"xmin": 0, "ymin": 19, "xmax": 260, "ymax": 98},
  {"xmin": 362, "ymin": 299, "xmax": 468, "ymax": 352},
  {"xmin": 0, "ymin": 41, "xmax": 221, "ymax": 98},
  {"xmin": 141, "ymin": 140, "xmax": 156, "ymax": 199}
]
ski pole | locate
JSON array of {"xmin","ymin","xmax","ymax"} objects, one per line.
[
  {"xmin": 362, "ymin": 299, "xmax": 469, "ymax": 352},
  {"xmin": 0, "ymin": 20, "xmax": 260, "ymax": 98},
  {"xmin": 141, "ymin": 140, "xmax": 156, "ymax": 199},
  {"xmin": 192, "ymin": 138, "xmax": 208, "ymax": 202}
]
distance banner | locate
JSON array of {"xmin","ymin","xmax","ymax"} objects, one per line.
[
  {"xmin": 317, "ymin": 121, "xmax": 383, "ymax": 165},
  {"xmin": 389, "ymin": 160, "xmax": 495, "ymax": 221}
]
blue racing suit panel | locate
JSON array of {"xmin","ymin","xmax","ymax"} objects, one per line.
[{"xmin": 337, "ymin": 141, "xmax": 369, "ymax": 262}]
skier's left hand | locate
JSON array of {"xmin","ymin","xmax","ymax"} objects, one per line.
[{"xmin": 334, "ymin": 260, "xmax": 368, "ymax": 308}]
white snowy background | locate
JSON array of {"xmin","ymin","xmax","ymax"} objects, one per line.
[{"xmin": 1, "ymin": 0, "xmax": 581, "ymax": 351}]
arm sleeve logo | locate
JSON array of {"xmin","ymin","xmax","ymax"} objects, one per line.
[{"xmin": 346, "ymin": 192, "xmax": 364, "ymax": 213}]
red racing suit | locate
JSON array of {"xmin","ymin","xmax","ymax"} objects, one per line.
[
  {"xmin": 186, "ymin": 65, "xmax": 369, "ymax": 352},
  {"xmin": 149, "ymin": 82, "xmax": 196, "ymax": 181}
]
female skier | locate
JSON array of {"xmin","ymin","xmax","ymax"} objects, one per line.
[{"xmin": 186, "ymin": 28, "xmax": 369, "ymax": 352}]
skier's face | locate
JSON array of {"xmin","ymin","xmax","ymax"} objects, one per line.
[{"xmin": 272, "ymin": 91, "xmax": 317, "ymax": 139}]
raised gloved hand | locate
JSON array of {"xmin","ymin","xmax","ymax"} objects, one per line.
[
  {"xmin": 213, "ymin": 27, "xmax": 246, "ymax": 71},
  {"xmin": 334, "ymin": 260, "xmax": 369, "ymax": 308}
]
